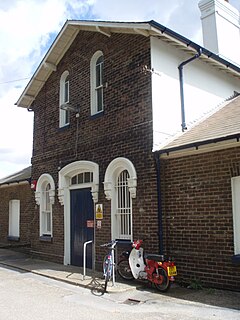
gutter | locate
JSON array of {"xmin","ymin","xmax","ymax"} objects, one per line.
[
  {"xmin": 178, "ymin": 49, "xmax": 202, "ymax": 131},
  {"xmin": 154, "ymin": 153, "xmax": 164, "ymax": 255},
  {"xmin": 149, "ymin": 20, "xmax": 240, "ymax": 74},
  {"xmin": 157, "ymin": 133, "xmax": 240, "ymax": 156}
]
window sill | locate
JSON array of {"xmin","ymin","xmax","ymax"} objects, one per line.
[
  {"xmin": 232, "ymin": 254, "xmax": 240, "ymax": 265},
  {"xmin": 58, "ymin": 123, "xmax": 70, "ymax": 131},
  {"xmin": 39, "ymin": 235, "xmax": 52, "ymax": 242},
  {"xmin": 90, "ymin": 111, "xmax": 104, "ymax": 119},
  {"xmin": 7, "ymin": 236, "xmax": 20, "ymax": 242}
]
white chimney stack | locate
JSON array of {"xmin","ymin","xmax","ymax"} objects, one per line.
[{"xmin": 198, "ymin": 0, "xmax": 240, "ymax": 66}]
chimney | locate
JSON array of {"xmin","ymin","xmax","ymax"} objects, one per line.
[{"xmin": 198, "ymin": 0, "xmax": 240, "ymax": 66}]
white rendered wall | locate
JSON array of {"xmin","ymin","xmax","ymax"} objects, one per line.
[
  {"xmin": 150, "ymin": 36, "xmax": 240, "ymax": 150},
  {"xmin": 199, "ymin": 0, "xmax": 240, "ymax": 66}
]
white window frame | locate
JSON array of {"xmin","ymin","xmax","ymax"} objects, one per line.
[
  {"xmin": 35, "ymin": 174, "xmax": 55, "ymax": 238},
  {"xmin": 59, "ymin": 70, "xmax": 70, "ymax": 127},
  {"xmin": 116, "ymin": 170, "xmax": 132, "ymax": 239},
  {"xmin": 104, "ymin": 157, "xmax": 137, "ymax": 241},
  {"xmin": 90, "ymin": 51, "xmax": 104, "ymax": 115},
  {"xmin": 231, "ymin": 176, "xmax": 240, "ymax": 255},
  {"xmin": 8, "ymin": 199, "xmax": 20, "ymax": 239}
]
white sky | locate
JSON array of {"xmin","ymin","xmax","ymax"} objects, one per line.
[{"xmin": 0, "ymin": 0, "xmax": 239, "ymax": 179}]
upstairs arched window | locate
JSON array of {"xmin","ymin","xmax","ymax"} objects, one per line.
[
  {"xmin": 59, "ymin": 70, "xmax": 70, "ymax": 127},
  {"xmin": 90, "ymin": 51, "xmax": 104, "ymax": 115}
]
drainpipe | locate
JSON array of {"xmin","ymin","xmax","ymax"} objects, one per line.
[
  {"xmin": 178, "ymin": 49, "xmax": 202, "ymax": 131},
  {"xmin": 154, "ymin": 152, "xmax": 164, "ymax": 255}
]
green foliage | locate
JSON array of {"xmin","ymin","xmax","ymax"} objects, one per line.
[{"xmin": 188, "ymin": 278, "xmax": 203, "ymax": 290}]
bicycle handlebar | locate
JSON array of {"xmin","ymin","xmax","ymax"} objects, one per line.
[{"xmin": 100, "ymin": 240, "xmax": 118, "ymax": 248}]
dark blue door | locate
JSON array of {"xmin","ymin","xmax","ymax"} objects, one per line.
[{"xmin": 70, "ymin": 188, "xmax": 94, "ymax": 268}]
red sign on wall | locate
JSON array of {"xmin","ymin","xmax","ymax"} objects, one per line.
[{"xmin": 87, "ymin": 220, "xmax": 94, "ymax": 228}]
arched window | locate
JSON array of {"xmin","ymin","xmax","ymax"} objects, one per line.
[
  {"xmin": 35, "ymin": 174, "xmax": 55, "ymax": 238},
  {"xmin": 104, "ymin": 158, "xmax": 137, "ymax": 240},
  {"xmin": 90, "ymin": 51, "xmax": 104, "ymax": 115},
  {"xmin": 116, "ymin": 170, "xmax": 132, "ymax": 239},
  {"xmin": 59, "ymin": 70, "xmax": 70, "ymax": 127}
]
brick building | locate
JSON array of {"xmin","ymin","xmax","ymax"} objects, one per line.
[
  {"xmin": 158, "ymin": 96, "xmax": 240, "ymax": 290},
  {"xmin": 0, "ymin": 167, "xmax": 32, "ymax": 248},
  {"xmin": 14, "ymin": 1, "xmax": 240, "ymax": 290}
]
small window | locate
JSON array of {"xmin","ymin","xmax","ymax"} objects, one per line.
[
  {"xmin": 8, "ymin": 199, "xmax": 20, "ymax": 240},
  {"xmin": 71, "ymin": 172, "xmax": 93, "ymax": 185},
  {"xmin": 95, "ymin": 56, "xmax": 104, "ymax": 112},
  {"xmin": 59, "ymin": 71, "xmax": 70, "ymax": 127},
  {"xmin": 90, "ymin": 51, "xmax": 104, "ymax": 115}
]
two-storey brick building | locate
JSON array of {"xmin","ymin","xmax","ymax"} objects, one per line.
[{"xmin": 15, "ymin": 1, "xmax": 240, "ymax": 290}]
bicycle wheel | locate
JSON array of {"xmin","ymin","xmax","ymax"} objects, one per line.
[
  {"xmin": 103, "ymin": 255, "xmax": 112, "ymax": 293},
  {"xmin": 117, "ymin": 259, "xmax": 134, "ymax": 280},
  {"xmin": 154, "ymin": 267, "xmax": 170, "ymax": 292}
]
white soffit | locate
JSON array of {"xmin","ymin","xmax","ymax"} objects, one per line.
[{"xmin": 15, "ymin": 20, "xmax": 240, "ymax": 109}]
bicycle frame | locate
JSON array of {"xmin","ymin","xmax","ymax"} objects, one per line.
[{"xmin": 101, "ymin": 240, "xmax": 118, "ymax": 291}]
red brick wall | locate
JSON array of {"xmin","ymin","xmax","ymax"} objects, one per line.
[
  {"xmin": 31, "ymin": 31, "xmax": 160, "ymax": 263},
  {"xmin": 0, "ymin": 183, "xmax": 33, "ymax": 247},
  {"xmin": 161, "ymin": 147, "xmax": 240, "ymax": 291}
]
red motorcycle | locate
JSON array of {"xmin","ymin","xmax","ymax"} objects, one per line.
[{"xmin": 117, "ymin": 239, "xmax": 177, "ymax": 292}]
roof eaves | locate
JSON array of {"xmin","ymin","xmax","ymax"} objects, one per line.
[
  {"xmin": 149, "ymin": 20, "xmax": 240, "ymax": 75},
  {"xmin": 16, "ymin": 19, "xmax": 240, "ymax": 109},
  {"xmin": 157, "ymin": 133, "xmax": 240, "ymax": 156}
]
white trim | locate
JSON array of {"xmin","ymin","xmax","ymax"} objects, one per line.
[
  {"xmin": 90, "ymin": 50, "xmax": 104, "ymax": 115},
  {"xmin": 35, "ymin": 173, "xmax": 55, "ymax": 237},
  {"xmin": 58, "ymin": 160, "xmax": 99, "ymax": 265},
  {"xmin": 35, "ymin": 173, "xmax": 55, "ymax": 205},
  {"xmin": 104, "ymin": 157, "xmax": 137, "ymax": 200},
  {"xmin": 59, "ymin": 70, "xmax": 70, "ymax": 127},
  {"xmin": 104, "ymin": 157, "xmax": 137, "ymax": 240}
]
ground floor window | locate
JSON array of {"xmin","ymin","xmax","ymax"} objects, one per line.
[
  {"xmin": 35, "ymin": 174, "xmax": 55, "ymax": 238},
  {"xmin": 8, "ymin": 199, "xmax": 20, "ymax": 240},
  {"xmin": 116, "ymin": 170, "xmax": 132, "ymax": 239},
  {"xmin": 231, "ymin": 176, "xmax": 240, "ymax": 255},
  {"xmin": 104, "ymin": 157, "xmax": 137, "ymax": 241}
]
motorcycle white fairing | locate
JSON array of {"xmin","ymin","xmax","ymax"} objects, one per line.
[{"xmin": 129, "ymin": 247, "xmax": 145, "ymax": 279}]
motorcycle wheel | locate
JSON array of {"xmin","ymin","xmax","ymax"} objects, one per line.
[
  {"xmin": 154, "ymin": 267, "xmax": 170, "ymax": 292},
  {"xmin": 117, "ymin": 259, "xmax": 134, "ymax": 280}
]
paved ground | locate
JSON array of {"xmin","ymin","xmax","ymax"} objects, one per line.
[{"xmin": 0, "ymin": 248, "xmax": 239, "ymax": 312}]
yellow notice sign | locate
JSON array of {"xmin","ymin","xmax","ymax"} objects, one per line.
[{"xmin": 96, "ymin": 204, "xmax": 103, "ymax": 219}]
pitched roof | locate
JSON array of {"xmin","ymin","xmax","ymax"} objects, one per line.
[
  {"xmin": 0, "ymin": 166, "xmax": 31, "ymax": 186},
  {"xmin": 159, "ymin": 95, "xmax": 240, "ymax": 155},
  {"xmin": 16, "ymin": 20, "xmax": 240, "ymax": 109}
]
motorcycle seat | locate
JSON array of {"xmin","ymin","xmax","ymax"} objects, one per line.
[{"xmin": 145, "ymin": 254, "xmax": 165, "ymax": 262}]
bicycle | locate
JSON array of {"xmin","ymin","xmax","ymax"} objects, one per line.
[{"xmin": 100, "ymin": 240, "xmax": 118, "ymax": 293}]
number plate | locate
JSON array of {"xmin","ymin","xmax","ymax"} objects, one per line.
[{"xmin": 167, "ymin": 266, "xmax": 177, "ymax": 276}]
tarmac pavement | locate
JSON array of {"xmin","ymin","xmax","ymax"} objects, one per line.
[
  {"xmin": 0, "ymin": 248, "xmax": 136, "ymax": 293},
  {"xmin": 0, "ymin": 247, "xmax": 240, "ymax": 312}
]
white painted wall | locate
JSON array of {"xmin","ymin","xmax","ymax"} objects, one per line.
[
  {"xmin": 199, "ymin": 0, "xmax": 240, "ymax": 66},
  {"xmin": 150, "ymin": 36, "xmax": 240, "ymax": 150}
]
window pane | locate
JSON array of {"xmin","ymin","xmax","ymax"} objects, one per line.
[
  {"xmin": 65, "ymin": 110, "xmax": 70, "ymax": 124},
  {"xmin": 9, "ymin": 200, "xmax": 20, "ymax": 237},
  {"xmin": 64, "ymin": 80, "xmax": 69, "ymax": 103},
  {"xmin": 116, "ymin": 170, "xmax": 131, "ymax": 239},
  {"xmin": 78, "ymin": 173, "xmax": 84, "ymax": 184},
  {"xmin": 96, "ymin": 87, "xmax": 103, "ymax": 112},
  {"xmin": 85, "ymin": 172, "xmax": 91, "ymax": 183},
  {"xmin": 96, "ymin": 64, "xmax": 101, "ymax": 87},
  {"xmin": 45, "ymin": 184, "xmax": 51, "ymax": 212},
  {"xmin": 71, "ymin": 176, "xmax": 77, "ymax": 185},
  {"xmin": 46, "ymin": 212, "xmax": 51, "ymax": 233}
]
